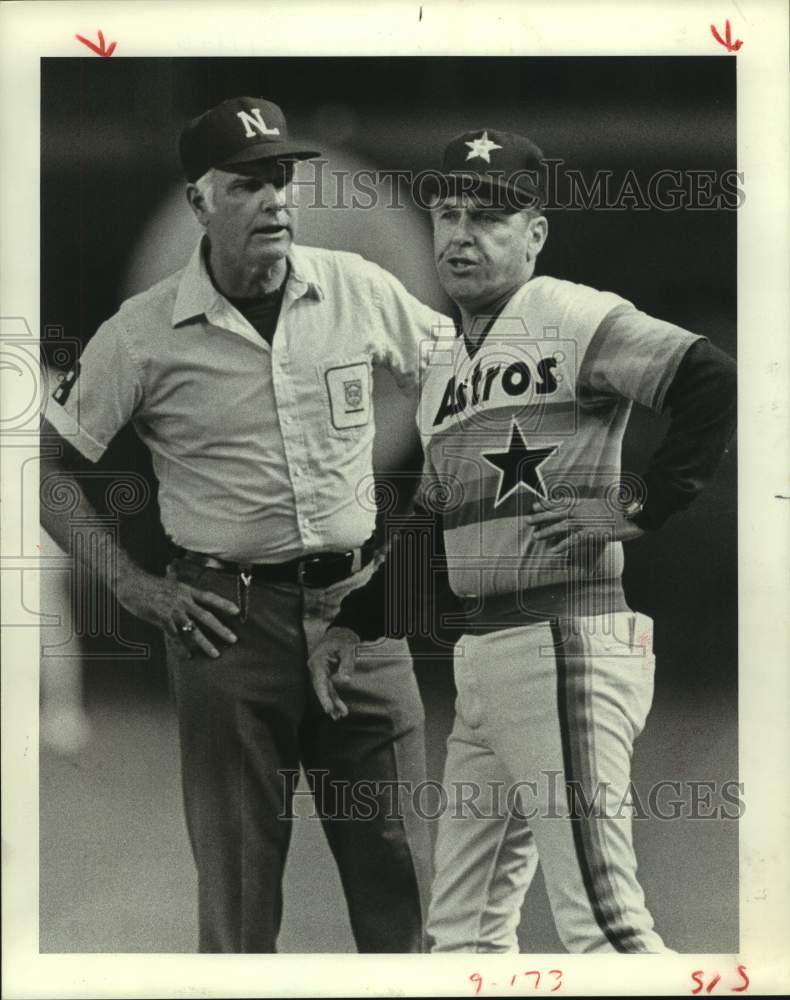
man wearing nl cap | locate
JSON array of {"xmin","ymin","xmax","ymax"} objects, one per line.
[
  {"xmin": 310, "ymin": 128, "xmax": 736, "ymax": 952},
  {"xmin": 40, "ymin": 96, "xmax": 448, "ymax": 953}
]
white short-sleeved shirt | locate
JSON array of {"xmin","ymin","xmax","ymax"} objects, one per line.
[{"xmin": 47, "ymin": 240, "xmax": 450, "ymax": 562}]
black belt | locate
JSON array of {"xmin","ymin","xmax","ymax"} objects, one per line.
[{"xmin": 174, "ymin": 535, "xmax": 377, "ymax": 590}]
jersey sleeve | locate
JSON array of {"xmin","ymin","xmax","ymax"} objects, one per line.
[
  {"xmin": 45, "ymin": 317, "xmax": 144, "ymax": 462},
  {"xmin": 414, "ymin": 441, "xmax": 444, "ymax": 511},
  {"xmin": 333, "ymin": 449, "xmax": 439, "ymax": 641},
  {"xmin": 578, "ymin": 304, "xmax": 704, "ymax": 411},
  {"xmin": 333, "ymin": 447, "xmax": 463, "ymax": 642},
  {"xmin": 368, "ymin": 264, "xmax": 452, "ymax": 389},
  {"xmin": 632, "ymin": 339, "xmax": 737, "ymax": 529}
]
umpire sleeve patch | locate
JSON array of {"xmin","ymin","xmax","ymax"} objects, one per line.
[{"xmin": 52, "ymin": 362, "xmax": 81, "ymax": 406}]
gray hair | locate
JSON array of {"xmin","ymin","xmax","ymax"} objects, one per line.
[{"xmin": 194, "ymin": 168, "xmax": 217, "ymax": 212}]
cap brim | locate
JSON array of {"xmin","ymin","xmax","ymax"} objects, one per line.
[{"xmin": 219, "ymin": 142, "xmax": 322, "ymax": 174}]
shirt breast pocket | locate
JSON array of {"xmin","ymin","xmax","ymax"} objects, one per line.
[{"xmin": 320, "ymin": 357, "xmax": 374, "ymax": 440}]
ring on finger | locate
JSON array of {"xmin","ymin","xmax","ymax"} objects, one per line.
[{"xmin": 179, "ymin": 620, "xmax": 195, "ymax": 634}]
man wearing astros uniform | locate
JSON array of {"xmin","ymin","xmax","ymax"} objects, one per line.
[{"xmin": 309, "ymin": 129, "xmax": 737, "ymax": 952}]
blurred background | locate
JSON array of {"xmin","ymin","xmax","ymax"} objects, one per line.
[{"xmin": 40, "ymin": 56, "xmax": 737, "ymax": 953}]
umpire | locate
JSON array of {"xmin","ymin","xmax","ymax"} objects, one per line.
[{"xmin": 40, "ymin": 97, "xmax": 445, "ymax": 953}]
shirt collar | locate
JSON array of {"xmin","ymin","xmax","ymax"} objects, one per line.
[
  {"xmin": 172, "ymin": 238, "xmax": 323, "ymax": 328},
  {"xmin": 285, "ymin": 244, "xmax": 325, "ymax": 303}
]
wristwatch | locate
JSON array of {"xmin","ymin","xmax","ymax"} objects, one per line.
[{"xmin": 622, "ymin": 498, "xmax": 645, "ymax": 522}]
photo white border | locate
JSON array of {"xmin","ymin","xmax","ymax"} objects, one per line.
[{"xmin": 2, "ymin": 0, "xmax": 788, "ymax": 996}]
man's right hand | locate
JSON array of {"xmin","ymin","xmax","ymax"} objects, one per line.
[
  {"xmin": 115, "ymin": 568, "xmax": 240, "ymax": 659},
  {"xmin": 308, "ymin": 627, "xmax": 361, "ymax": 721}
]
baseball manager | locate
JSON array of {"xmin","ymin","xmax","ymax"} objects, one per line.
[
  {"xmin": 40, "ymin": 97, "xmax": 448, "ymax": 953},
  {"xmin": 309, "ymin": 128, "xmax": 737, "ymax": 953}
]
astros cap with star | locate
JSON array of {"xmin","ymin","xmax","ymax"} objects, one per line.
[
  {"xmin": 179, "ymin": 97, "xmax": 321, "ymax": 182},
  {"xmin": 424, "ymin": 128, "xmax": 547, "ymax": 211}
]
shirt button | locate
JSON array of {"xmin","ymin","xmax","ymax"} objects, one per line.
[{"xmin": 294, "ymin": 466, "xmax": 302, "ymax": 476}]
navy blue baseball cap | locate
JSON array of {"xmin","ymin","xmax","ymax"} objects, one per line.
[
  {"xmin": 422, "ymin": 128, "xmax": 547, "ymax": 210},
  {"xmin": 179, "ymin": 97, "xmax": 321, "ymax": 182}
]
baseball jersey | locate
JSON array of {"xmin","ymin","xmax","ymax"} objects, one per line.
[
  {"xmin": 47, "ymin": 239, "xmax": 450, "ymax": 563},
  {"xmin": 416, "ymin": 275, "xmax": 702, "ymax": 600}
]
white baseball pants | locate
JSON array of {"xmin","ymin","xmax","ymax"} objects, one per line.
[{"xmin": 427, "ymin": 610, "xmax": 669, "ymax": 953}]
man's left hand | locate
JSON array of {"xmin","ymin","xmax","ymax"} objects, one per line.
[{"xmin": 523, "ymin": 497, "xmax": 645, "ymax": 555}]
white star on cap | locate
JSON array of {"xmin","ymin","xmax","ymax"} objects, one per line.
[{"xmin": 464, "ymin": 131, "xmax": 503, "ymax": 164}]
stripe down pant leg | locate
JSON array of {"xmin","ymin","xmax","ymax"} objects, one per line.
[{"xmin": 429, "ymin": 610, "xmax": 669, "ymax": 954}]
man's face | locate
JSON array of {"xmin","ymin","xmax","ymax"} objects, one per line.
[
  {"xmin": 192, "ymin": 161, "xmax": 296, "ymax": 271},
  {"xmin": 431, "ymin": 194, "xmax": 547, "ymax": 311}
]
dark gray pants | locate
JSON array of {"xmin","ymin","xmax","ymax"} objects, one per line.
[{"xmin": 166, "ymin": 557, "xmax": 430, "ymax": 954}]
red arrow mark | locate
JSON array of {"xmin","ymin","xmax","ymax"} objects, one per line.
[
  {"xmin": 75, "ymin": 29, "xmax": 117, "ymax": 57},
  {"xmin": 710, "ymin": 19, "xmax": 743, "ymax": 51}
]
